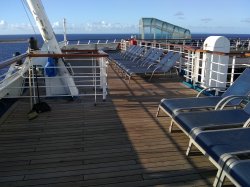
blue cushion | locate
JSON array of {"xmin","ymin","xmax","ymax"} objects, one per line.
[
  {"xmin": 229, "ymin": 161, "xmax": 250, "ymax": 187},
  {"xmin": 160, "ymin": 97, "xmax": 222, "ymax": 116},
  {"xmin": 194, "ymin": 128, "xmax": 250, "ymax": 162},
  {"xmin": 174, "ymin": 109, "xmax": 249, "ymax": 134}
]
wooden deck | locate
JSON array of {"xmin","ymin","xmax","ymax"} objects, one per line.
[{"xmin": 0, "ymin": 65, "xmax": 233, "ymax": 187}]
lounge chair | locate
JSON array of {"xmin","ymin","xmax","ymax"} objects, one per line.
[
  {"xmin": 117, "ymin": 48, "xmax": 160, "ymax": 70},
  {"xmin": 146, "ymin": 52, "xmax": 180, "ymax": 80},
  {"xmin": 108, "ymin": 45, "xmax": 136, "ymax": 60},
  {"xmin": 156, "ymin": 68, "xmax": 250, "ymax": 119},
  {"xmin": 124, "ymin": 52, "xmax": 180, "ymax": 82},
  {"xmin": 171, "ymin": 96, "xmax": 250, "ymax": 137},
  {"xmin": 167, "ymin": 96, "xmax": 250, "ymax": 161},
  {"xmin": 189, "ymin": 121, "xmax": 250, "ymax": 187},
  {"xmin": 217, "ymin": 157, "xmax": 250, "ymax": 187},
  {"xmin": 123, "ymin": 51, "xmax": 174, "ymax": 74},
  {"xmin": 121, "ymin": 49, "xmax": 164, "ymax": 71}
]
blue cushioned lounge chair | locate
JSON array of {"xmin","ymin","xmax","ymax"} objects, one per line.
[
  {"xmin": 156, "ymin": 68, "xmax": 250, "ymax": 120},
  {"xmin": 218, "ymin": 158, "xmax": 250, "ymax": 187},
  {"xmin": 190, "ymin": 121, "xmax": 250, "ymax": 187},
  {"xmin": 124, "ymin": 52, "xmax": 180, "ymax": 82},
  {"xmin": 171, "ymin": 97, "xmax": 250, "ymax": 136}
]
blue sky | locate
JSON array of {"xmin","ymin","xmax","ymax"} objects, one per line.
[{"xmin": 1, "ymin": 0, "xmax": 250, "ymax": 34}]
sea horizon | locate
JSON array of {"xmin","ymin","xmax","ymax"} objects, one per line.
[{"xmin": 1, "ymin": 33, "xmax": 250, "ymax": 62}]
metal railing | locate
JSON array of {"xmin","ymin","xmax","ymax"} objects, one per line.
[
  {"xmin": 0, "ymin": 50, "xmax": 109, "ymax": 105},
  {"xmin": 120, "ymin": 39, "xmax": 250, "ymax": 91}
]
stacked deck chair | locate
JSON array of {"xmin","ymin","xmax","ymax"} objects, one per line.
[
  {"xmin": 189, "ymin": 119, "xmax": 250, "ymax": 187},
  {"xmin": 124, "ymin": 51, "xmax": 180, "ymax": 82},
  {"xmin": 156, "ymin": 68, "xmax": 250, "ymax": 124}
]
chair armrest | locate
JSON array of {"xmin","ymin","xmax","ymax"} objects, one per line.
[
  {"xmin": 243, "ymin": 118, "xmax": 250, "ymax": 128},
  {"xmin": 196, "ymin": 86, "xmax": 227, "ymax": 98},
  {"xmin": 215, "ymin": 95, "xmax": 250, "ymax": 110}
]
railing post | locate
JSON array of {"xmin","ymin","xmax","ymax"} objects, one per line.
[
  {"xmin": 193, "ymin": 50, "xmax": 200, "ymax": 83},
  {"xmin": 230, "ymin": 55, "xmax": 236, "ymax": 86},
  {"xmin": 100, "ymin": 57, "xmax": 107, "ymax": 101}
]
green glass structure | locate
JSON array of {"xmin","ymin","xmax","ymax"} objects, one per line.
[{"xmin": 139, "ymin": 18, "xmax": 191, "ymax": 40}]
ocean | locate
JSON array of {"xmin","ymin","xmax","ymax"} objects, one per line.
[{"xmin": 1, "ymin": 33, "xmax": 250, "ymax": 73}]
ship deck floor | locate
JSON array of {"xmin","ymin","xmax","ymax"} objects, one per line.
[{"xmin": 0, "ymin": 65, "xmax": 234, "ymax": 187}]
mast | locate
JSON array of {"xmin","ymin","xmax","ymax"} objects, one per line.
[
  {"xmin": 26, "ymin": 0, "xmax": 61, "ymax": 53},
  {"xmin": 26, "ymin": 0, "xmax": 78, "ymax": 96},
  {"xmin": 63, "ymin": 18, "xmax": 67, "ymax": 43}
]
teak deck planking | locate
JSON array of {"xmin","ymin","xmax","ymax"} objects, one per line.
[{"xmin": 0, "ymin": 65, "xmax": 234, "ymax": 187}]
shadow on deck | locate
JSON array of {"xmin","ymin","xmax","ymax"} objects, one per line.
[{"xmin": 0, "ymin": 65, "xmax": 228, "ymax": 186}]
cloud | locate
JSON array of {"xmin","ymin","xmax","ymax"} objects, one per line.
[
  {"xmin": 200, "ymin": 18, "xmax": 212, "ymax": 23},
  {"xmin": 0, "ymin": 20, "xmax": 138, "ymax": 34},
  {"xmin": 174, "ymin": 11, "xmax": 184, "ymax": 17},
  {"xmin": 11, "ymin": 23, "xmax": 32, "ymax": 30},
  {"xmin": 241, "ymin": 18, "xmax": 250, "ymax": 23},
  {"xmin": 52, "ymin": 21, "xmax": 62, "ymax": 29},
  {"xmin": 174, "ymin": 11, "xmax": 185, "ymax": 20},
  {"xmin": 81, "ymin": 21, "xmax": 138, "ymax": 33},
  {"xmin": 0, "ymin": 20, "xmax": 8, "ymax": 29}
]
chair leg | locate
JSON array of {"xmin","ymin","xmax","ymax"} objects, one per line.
[
  {"xmin": 169, "ymin": 119, "xmax": 174, "ymax": 133},
  {"xmin": 213, "ymin": 168, "xmax": 226, "ymax": 187},
  {"xmin": 156, "ymin": 106, "xmax": 161, "ymax": 117},
  {"xmin": 186, "ymin": 139, "xmax": 193, "ymax": 156}
]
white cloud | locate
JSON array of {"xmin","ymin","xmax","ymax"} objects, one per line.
[
  {"xmin": 11, "ymin": 23, "xmax": 32, "ymax": 30},
  {"xmin": 0, "ymin": 20, "xmax": 138, "ymax": 34},
  {"xmin": 52, "ymin": 21, "xmax": 64, "ymax": 30},
  {"xmin": 81, "ymin": 21, "xmax": 138, "ymax": 33},
  {"xmin": 0, "ymin": 20, "xmax": 8, "ymax": 29}
]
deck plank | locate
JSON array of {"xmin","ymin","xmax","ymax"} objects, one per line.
[{"xmin": 0, "ymin": 65, "xmax": 226, "ymax": 186}]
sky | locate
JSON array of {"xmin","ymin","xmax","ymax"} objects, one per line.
[{"xmin": 1, "ymin": 0, "xmax": 250, "ymax": 35}]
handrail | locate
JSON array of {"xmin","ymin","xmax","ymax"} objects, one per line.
[
  {"xmin": 28, "ymin": 51, "xmax": 109, "ymax": 58},
  {"xmin": 0, "ymin": 53, "xmax": 28, "ymax": 69},
  {"xmin": 139, "ymin": 40, "xmax": 250, "ymax": 57}
]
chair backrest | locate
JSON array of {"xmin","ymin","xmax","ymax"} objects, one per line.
[
  {"xmin": 158, "ymin": 51, "xmax": 174, "ymax": 65},
  {"xmin": 160, "ymin": 53, "xmax": 181, "ymax": 72},
  {"xmin": 124, "ymin": 45, "xmax": 139, "ymax": 58},
  {"xmin": 142, "ymin": 49, "xmax": 163, "ymax": 66},
  {"xmin": 243, "ymin": 101, "xmax": 250, "ymax": 115},
  {"xmin": 139, "ymin": 48, "xmax": 158, "ymax": 63},
  {"xmin": 222, "ymin": 68, "xmax": 250, "ymax": 105},
  {"xmin": 130, "ymin": 47, "xmax": 145, "ymax": 60},
  {"xmin": 142, "ymin": 48, "xmax": 155, "ymax": 59}
]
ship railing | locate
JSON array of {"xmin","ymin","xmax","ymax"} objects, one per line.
[
  {"xmin": 123, "ymin": 39, "xmax": 250, "ymax": 92},
  {"xmin": 0, "ymin": 53, "xmax": 29, "ymax": 98},
  {"xmin": 66, "ymin": 39, "xmax": 122, "ymax": 45},
  {"xmin": 0, "ymin": 50, "xmax": 109, "ymax": 105}
]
